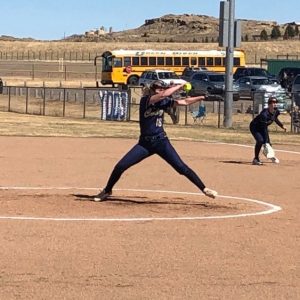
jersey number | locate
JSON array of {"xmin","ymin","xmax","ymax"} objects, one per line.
[{"xmin": 156, "ymin": 118, "xmax": 162, "ymax": 127}]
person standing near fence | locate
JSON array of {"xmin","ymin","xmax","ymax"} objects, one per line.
[
  {"xmin": 249, "ymin": 96, "xmax": 287, "ymax": 165},
  {"xmin": 94, "ymin": 80, "xmax": 218, "ymax": 201}
]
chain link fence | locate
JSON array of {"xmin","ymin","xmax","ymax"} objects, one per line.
[
  {"xmin": 0, "ymin": 85, "xmax": 298, "ymax": 132},
  {"xmin": 0, "ymin": 61, "xmax": 97, "ymax": 81},
  {"xmin": 0, "ymin": 51, "xmax": 100, "ymax": 62}
]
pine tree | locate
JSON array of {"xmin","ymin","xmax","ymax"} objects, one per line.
[
  {"xmin": 260, "ymin": 29, "xmax": 268, "ymax": 41},
  {"xmin": 270, "ymin": 26, "xmax": 281, "ymax": 39},
  {"xmin": 284, "ymin": 24, "xmax": 296, "ymax": 39}
]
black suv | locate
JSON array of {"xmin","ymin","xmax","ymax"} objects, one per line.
[
  {"xmin": 277, "ymin": 67, "xmax": 300, "ymax": 90},
  {"xmin": 233, "ymin": 67, "xmax": 277, "ymax": 82}
]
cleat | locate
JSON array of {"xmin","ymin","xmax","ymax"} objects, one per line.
[
  {"xmin": 93, "ymin": 189, "xmax": 112, "ymax": 202},
  {"xmin": 203, "ymin": 187, "xmax": 218, "ymax": 199},
  {"xmin": 271, "ymin": 157, "xmax": 280, "ymax": 164},
  {"xmin": 252, "ymin": 158, "xmax": 263, "ymax": 165}
]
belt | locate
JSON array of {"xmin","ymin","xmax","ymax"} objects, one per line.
[{"xmin": 142, "ymin": 132, "xmax": 167, "ymax": 142}]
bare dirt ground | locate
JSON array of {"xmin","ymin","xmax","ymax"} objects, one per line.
[{"xmin": 0, "ymin": 136, "xmax": 299, "ymax": 299}]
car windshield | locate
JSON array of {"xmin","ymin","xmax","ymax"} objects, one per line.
[
  {"xmin": 208, "ymin": 75, "xmax": 225, "ymax": 82},
  {"xmin": 158, "ymin": 72, "xmax": 179, "ymax": 79},
  {"xmin": 252, "ymin": 79, "xmax": 270, "ymax": 85},
  {"xmin": 253, "ymin": 69, "xmax": 268, "ymax": 76}
]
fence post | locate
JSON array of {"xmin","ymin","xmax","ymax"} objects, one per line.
[
  {"xmin": 83, "ymin": 89, "xmax": 86, "ymax": 118},
  {"xmin": 63, "ymin": 88, "xmax": 66, "ymax": 117},
  {"xmin": 43, "ymin": 87, "xmax": 46, "ymax": 115},
  {"xmin": 8, "ymin": 87, "xmax": 11, "ymax": 112},
  {"xmin": 218, "ymin": 99, "xmax": 221, "ymax": 128},
  {"xmin": 291, "ymin": 95, "xmax": 294, "ymax": 133},
  {"xmin": 25, "ymin": 87, "xmax": 29, "ymax": 114}
]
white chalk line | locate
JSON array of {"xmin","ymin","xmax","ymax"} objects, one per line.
[
  {"xmin": 206, "ymin": 141, "xmax": 300, "ymax": 155},
  {"xmin": 0, "ymin": 187, "xmax": 282, "ymax": 222}
]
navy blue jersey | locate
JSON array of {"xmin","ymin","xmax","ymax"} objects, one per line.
[
  {"xmin": 139, "ymin": 95, "xmax": 174, "ymax": 136},
  {"xmin": 251, "ymin": 108, "xmax": 283, "ymax": 129}
]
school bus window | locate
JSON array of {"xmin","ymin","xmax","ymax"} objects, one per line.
[
  {"xmin": 113, "ymin": 57, "xmax": 122, "ymax": 67},
  {"xmin": 124, "ymin": 57, "xmax": 131, "ymax": 66},
  {"xmin": 157, "ymin": 57, "xmax": 164, "ymax": 66},
  {"xmin": 215, "ymin": 57, "xmax": 222, "ymax": 66},
  {"xmin": 198, "ymin": 57, "xmax": 205, "ymax": 66},
  {"xmin": 234, "ymin": 57, "xmax": 240, "ymax": 66},
  {"xmin": 174, "ymin": 57, "xmax": 181, "ymax": 66},
  {"xmin": 132, "ymin": 57, "xmax": 139, "ymax": 66},
  {"xmin": 182, "ymin": 57, "xmax": 189, "ymax": 66},
  {"xmin": 207, "ymin": 57, "xmax": 213, "ymax": 66},
  {"xmin": 141, "ymin": 57, "xmax": 148, "ymax": 66},
  {"xmin": 149, "ymin": 57, "xmax": 156, "ymax": 66},
  {"xmin": 166, "ymin": 57, "xmax": 173, "ymax": 66}
]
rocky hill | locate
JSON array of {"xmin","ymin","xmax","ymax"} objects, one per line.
[{"xmin": 69, "ymin": 14, "xmax": 294, "ymax": 43}]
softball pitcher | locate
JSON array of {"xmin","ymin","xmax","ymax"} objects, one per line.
[{"xmin": 94, "ymin": 80, "xmax": 218, "ymax": 201}]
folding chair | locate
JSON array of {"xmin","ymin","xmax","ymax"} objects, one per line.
[{"xmin": 190, "ymin": 103, "xmax": 206, "ymax": 124}]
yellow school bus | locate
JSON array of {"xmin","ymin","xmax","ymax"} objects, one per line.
[{"xmin": 95, "ymin": 49, "xmax": 246, "ymax": 86}]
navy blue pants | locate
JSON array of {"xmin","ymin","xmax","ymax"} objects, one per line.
[
  {"xmin": 104, "ymin": 136, "xmax": 206, "ymax": 192},
  {"xmin": 250, "ymin": 123, "xmax": 270, "ymax": 159}
]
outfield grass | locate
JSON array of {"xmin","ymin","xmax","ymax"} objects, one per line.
[{"xmin": 0, "ymin": 111, "xmax": 299, "ymax": 146}]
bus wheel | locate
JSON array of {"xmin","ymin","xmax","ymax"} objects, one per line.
[{"xmin": 127, "ymin": 76, "xmax": 139, "ymax": 86}]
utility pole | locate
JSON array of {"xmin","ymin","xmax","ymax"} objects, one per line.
[
  {"xmin": 219, "ymin": 0, "xmax": 240, "ymax": 128},
  {"xmin": 224, "ymin": 0, "xmax": 235, "ymax": 128}
]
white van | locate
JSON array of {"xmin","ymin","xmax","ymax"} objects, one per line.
[{"xmin": 138, "ymin": 70, "xmax": 186, "ymax": 87}]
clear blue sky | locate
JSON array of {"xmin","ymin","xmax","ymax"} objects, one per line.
[{"xmin": 1, "ymin": 0, "xmax": 299, "ymax": 40}]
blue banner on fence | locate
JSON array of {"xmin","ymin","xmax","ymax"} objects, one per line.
[{"xmin": 99, "ymin": 90, "xmax": 129, "ymax": 121}]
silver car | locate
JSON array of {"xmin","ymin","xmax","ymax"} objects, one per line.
[
  {"xmin": 138, "ymin": 70, "xmax": 186, "ymax": 87},
  {"xmin": 190, "ymin": 72, "xmax": 225, "ymax": 95},
  {"xmin": 235, "ymin": 76, "xmax": 278, "ymax": 99},
  {"xmin": 190, "ymin": 71, "xmax": 239, "ymax": 101}
]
